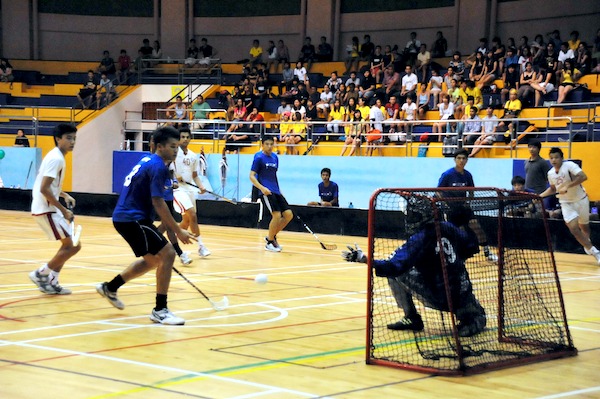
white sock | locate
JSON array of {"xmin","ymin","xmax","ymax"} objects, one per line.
[
  {"xmin": 196, "ymin": 236, "xmax": 204, "ymax": 246},
  {"xmin": 591, "ymin": 246, "xmax": 600, "ymax": 255},
  {"xmin": 49, "ymin": 270, "xmax": 60, "ymax": 284},
  {"xmin": 38, "ymin": 264, "xmax": 50, "ymax": 276}
]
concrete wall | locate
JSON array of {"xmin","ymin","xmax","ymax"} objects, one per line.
[{"xmin": 2, "ymin": 0, "xmax": 598, "ymax": 62}]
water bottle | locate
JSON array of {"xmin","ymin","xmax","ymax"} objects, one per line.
[
  {"xmin": 126, "ymin": 139, "xmax": 131, "ymax": 151},
  {"xmin": 348, "ymin": 202, "xmax": 354, "ymax": 209}
]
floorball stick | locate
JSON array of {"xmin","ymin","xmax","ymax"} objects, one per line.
[
  {"xmin": 185, "ymin": 181, "xmax": 238, "ymax": 204},
  {"xmin": 296, "ymin": 215, "xmax": 337, "ymax": 251},
  {"xmin": 172, "ymin": 266, "xmax": 229, "ymax": 311},
  {"xmin": 68, "ymin": 205, "xmax": 82, "ymax": 246}
]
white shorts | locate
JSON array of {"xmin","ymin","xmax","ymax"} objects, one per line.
[
  {"xmin": 33, "ymin": 212, "xmax": 70, "ymax": 241},
  {"xmin": 540, "ymin": 82, "xmax": 555, "ymax": 93},
  {"xmin": 561, "ymin": 196, "xmax": 589, "ymax": 224},
  {"xmin": 173, "ymin": 189, "xmax": 196, "ymax": 214}
]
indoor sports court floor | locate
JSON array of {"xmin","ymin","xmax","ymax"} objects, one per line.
[{"xmin": 0, "ymin": 209, "xmax": 599, "ymax": 398}]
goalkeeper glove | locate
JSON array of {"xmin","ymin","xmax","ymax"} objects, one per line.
[{"xmin": 341, "ymin": 243, "xmax": 366, "ymax": 263}]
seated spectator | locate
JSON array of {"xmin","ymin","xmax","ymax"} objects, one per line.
[
  {"xmin": 478, "ymin": 50, "xmax": 499, "ymax": 89},
  {"xmin": 530, "ymin": 62, "xmax": 557, "ymax": 107},
  {"xmin": 469, "ymin": 52, "xmax": 485, "ymax": 84},
  {"xmin": 361, "ymin": 34, "xmax": 375, "ymax": 61},
  {"xmin": 77, "ymin": 70, "xmax": 98, "ymax": 109},
  {"xmin": 432, "ymin": 94, "xmax": 454, "ymax": 141},
  {"xmin": 557, "ymin": 42, "xmax": 575, "ymax": 70},
  {"xmin": 343, "ymin": 83, "xmax": 359, "ymax": 106},
  {"xmin": 276, "ymin": 40, "xmax": 290, "ymax": 67},
  {"xmin": 518, "ymin": 46, "xmax": 533, "ymax": 72},
  {"xmin": 249, "ymin": 39, "xmax": 263, "ymax": 67},
  {"xmin": 316, "ymin": 84, "xmax": 333, "ymax": 119},
  {"xmin": 293, "ymin": 61, "xmax": 308, "ymax": 85},
  {"xmin": 516, "ymin": 61, "xmax": 535, "ymax": 104},
  {"xmin": 568, "ymin": 31, "xmax": 580, "ymax": 52},
  {"xmin": 497, "ymin": 89, "xmax": 522, "ymax": 140},
  {"xmin": 326, "ymin": 99, "xmax": 346, "ymax": 139},
  {"xmin": 370, "ymin": 46, "xmax": 385, "ymax": 83},
  {"xmin": 404, "ymin": 31, "xmax": 421, "ymax": 67},
  {"xmin": 366, "ymin": 98, "xmax": 385, "ymax": 156},
  {"xmin": 274, "ymin": 110, "xmax": 292, "ymax": 150},
  {"xmin": 507, "ymin": 176, "xmax": 538, "ymax": 218},
  {"xmin": 14, "ymin": 129, "xmax": 30, "ymax": 147},
  {"xmin": 464, "ymin": 80, "xmax": 483, "ymax": 110},
  {"xmin": 460, "ymin": 106, "xmax": 483, "ymax": 151},
  {"xmin": 556, "ymin": 59, "xmax": 581, "ymax": 104},
  {"xmin": 254, "ymin": 76, "xmax": 270, "ymax": 111},
  {"xmin": 95, "ymin": 72, "xmax": 114, "ymax": 109},
  {"xmin": 428, "ymin": 69, "xmax": 443, "ymax": 108},
  {"xmin": 291, "ymin": 98, "xmax": 306, "ymax": 117},
  {"xmin": 198, "ymin": 37, "xmax": 215, "ymax": 65},
  {"xmin": 97, "ymin": 50, "xmax": 116, "ymax": 75},
  {"xmin": 316, "ymin": 36, "xmax": 334, "ymax": 62},
  {"xmin": 447, "ymin": 77, "xmax": 461, "ymax": 105},
  {"xmin": 307, "ymin": 168, "xmax": 339, "ymax": 207},
  {"xmin": 415, "ymin": 44, "xmax": 431, "ymax": 83},
  {"xmin": 326, "ymin": 71, "xmax": 343, "ymax": 92},
  {"xmin": 470, "ymin": 106, "xmax": 499, "ymax": 157},
  {"xmin": 345, "ymin": 71, "xmax": 361, "ymax": 88},
  {"xmin": 356, "ymin": 96, "xmax": 370, "ymax": 120},
  {"xmin": 431, "ymin": 31, "xmax": 448, "ymax": 58},
  {"xmin": 185, "ymin": 38, "xmax": 200, "ymax": 67},
  {"xmin": 383, "ymin": 95, "xmax": 400, "ymax": 137},
  {"xmin": 284, "ymin": 111, "xmax": 306, "ymax": 155},
  {"xmin": 305, "ymin": 98, "xmax": 319, "ymax": 133},
  {"xmin": 224, "ymin": 107, "xmax": 262, "ymax": 153},
  {"xmin": 376, "ymin": 65, "xmax": 401, "ymax": 103},
  {"xmin": 298, "ymin": 37, "xmax": 316, "ymax": 71},
  {"xmin": 166, "ymin": 95, "xmax": 188, "ymax": 126},
  {"xmin": 341, "ymin": 109, "xmax": 365, "ymax": 156},
  {"xmin": 344, "ymin": 36, "xmax": 361, "ymax": 75},
  {"xmin": 575, "ymin": 42, "xmax": 592, "ymax": 75},
  {"xmin": 501, "ymin": 63, "xmax": 520, "ymax": 104},
  {"xmin": 359, "ymin": 69, "xmax": 376, "ymax": 100},
  {"xmin": 398, "ymin": 96, "xmax": 417, "ymax": 140},
  {"xmin": 416, "ymin": 84, "xmax": 431, "ymax": 120},
  {"xmin": 449, "ymin": 51, "xmax": 465, "ymax": 78},
  {"xmin": 265, "ymin": 40, "xmax": 278, "ymax": 72},
  {"xmin": 276, "ymin": 99, "xmax": 291, "ymax": 121},
  {"xmin": 116, "ymin": 49, "xmax": 132, "ymax": 84},
  {"xmin": 0, "ymin": 58, "xmax": 15, "ymax": 88},
  {"xmin": 278, "ymin": 62, "xmax": 294, "ymax": 95},
  {"xmin": 151, "ymin": 40, "xmax": 163, "ymax": 62},
  {"xmin": 400, "ymin": 65, "xmax": 418, "ymax": 104},
  {"xmin": 190, "ymin": 94, "xmax": 211, "ymax": 129},
  {"xmin": 503, "ymin": 47, "xmax": 519, "ymax": 73},
  {"xmin": 139, "ymin": 38, "xmax": 153, "ymax": 58}
]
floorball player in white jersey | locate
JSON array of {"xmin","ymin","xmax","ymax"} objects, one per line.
[
  {"xmin": 172, "ymin": 126, "xmax": 211, "ymax": 257},
  {"xmin": 29, "ymin": 124, "xmax": 81, "ymax": 294},
  {"xmin": 541, "ymin": 147, "xmax": 600, "ymax": 265}
]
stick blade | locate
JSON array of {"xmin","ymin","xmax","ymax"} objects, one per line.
[
  {"xmin": 72, "ymin": 225, "xmax": 82, "ymax": 246},
  {"xmin": 320, "ymin": 243, "xmax": 338, "ymax": 251},
  {"xmin": 210, "ymin": 296, "xmax": 229, "ymax": 311}
]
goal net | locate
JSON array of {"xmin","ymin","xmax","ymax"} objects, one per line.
[{"xmin": 366, "ymin": 188, "xmax": 577, "ymax": 375}]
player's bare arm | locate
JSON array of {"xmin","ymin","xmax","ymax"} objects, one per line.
[
  {"xmin": 151, "ymin": 197, "xmax": 194, "ymax": 244},
  {"xmin": 249, "ymin": 171, "xmax": 271, "ymax": 196}
]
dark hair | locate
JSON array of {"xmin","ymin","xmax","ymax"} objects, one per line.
[
  {"xmin": 321, "ymin": 167, "xmax": 331, "ymax": 175},
  {"xmin": 178, "ymin": 126, "xmax": 191, "ymax": 134},
  {"xmin": 549, "ymin": 147, "xmax": 564, "ymax": 158},
  {"xmin": 153, "ymin": 126, "xmax": 180, "ymax": 146},
  {"xmin": 511, "ymin": 175, "xmax": 525, "ymax": 186},
  {"xmin": 528, "ymin": 139, "xmax": 541, "ymax": 150},
  {"xmin": 262, "ymin": 136, "xmax": 275, "ymax": 143},
  {"xmin": 53, "ymin": 124, "xmax": 77, "ymax": 142},
  {"xmin": 454, "ymin": 148, "xmax": 469, "ymax": 158}
]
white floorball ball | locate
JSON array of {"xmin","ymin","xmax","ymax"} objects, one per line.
[{"xmin": 255, "ymin": 273, "xmax": 268, "ymax": 284}]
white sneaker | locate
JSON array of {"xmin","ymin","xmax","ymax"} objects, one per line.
[
  {"xmin": 29, "ymin": 270, "xmax": 72, "ymax": 295},
  {"xmin": 266, "ymin": 236, "xmax": 283, "ymax": 250},
  {"xmin": 487, "ymin": 253, "xmax": 498, "ymax": 262},
  {"xmin": 180, "ymin": 251, "xmax": 193, "ymax": 265},
  {"xmin": 265, "ymin": 242, "xmax": 282, "ymax": 252},
  {"xmin": 150, "ymin": 308, "xmax": 185, "ymax": 325},
  {"xmin": 591, "ymin": 247, "xmax": 600, "ymax": 265},
  {"xmin": 198, "ymin": 245, "xmax": 211, "ymax": 257},
  {"xmin": 96, "ymin": 282, "xmax": 125, "ymax": 310}
]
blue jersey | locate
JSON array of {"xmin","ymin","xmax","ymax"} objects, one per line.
[
  {"xmin": 318, "ymin": 181, "xmax": 339, "ymax": 205},
  {"xmin": 438, "ymin": 167, "xmax": 474, "ymax": 197},
  {"xmin": 113, "ymin": 154, "xmax": 170, "ymax": 222},
  {"xmin": 251, "ymin": 151, "xmax": 281, "ymax": 195}
]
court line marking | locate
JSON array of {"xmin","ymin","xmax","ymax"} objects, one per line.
[
  {"xmin": 1, "ymin": 339, "xmax": 333, "ymax": 399},
  {"xmin": 533, "ymin": 386, "xmax": 600, "ymax": 399}
]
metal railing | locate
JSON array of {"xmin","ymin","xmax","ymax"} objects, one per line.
[
  {"xmin": 136, "ymin": 58, "xmax": 222, "ymax": 85},
  {"xmin": 120, "ymin": 115, "xmax": 575, "ymax": 157},
  {"xmin": 0, "ymin": 116, "xmax": 39, "ymax": 147}
]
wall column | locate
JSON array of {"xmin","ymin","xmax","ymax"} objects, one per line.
[
  {"xmin": 160, "ymin": 0, "xmax": 186, "ymax": 59},
  {"xmin": 1, "ymin": 0, "xmax": 32, "ymax": 59}
]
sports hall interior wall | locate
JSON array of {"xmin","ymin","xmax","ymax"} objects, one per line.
[
  {"xmin": 1, "ymin": 0, "xmax": 598, "ymax": 62},
  {"xmin": 1, "ymin": 187, "xmax": 597, "ymax": 255}
]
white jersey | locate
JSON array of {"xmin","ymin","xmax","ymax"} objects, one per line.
[
  {"xmin": 31, "ymin": 147, "xmax": 66, "ymax": 214},
  {"xmin": 173, "ymin": 147, "xmax": 198, "ymax": 192},
  {"xmin": 547, "ymin": 161, "xmax": 586, "ymax": 203}
]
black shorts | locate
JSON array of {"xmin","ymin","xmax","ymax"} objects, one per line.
[
  {"xmin": 114, "ymin": 220, "xmax": 168, "ymax": 257},
  {"xmin": 447, "ymin": 203, "xmax": 474, "ymax": 227},
  {"xmin": 261, "ymin": 193, "xmax": 291, "ymax": 214}
]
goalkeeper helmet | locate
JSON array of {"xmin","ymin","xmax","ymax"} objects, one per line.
[{"xmin": 403, "ymin": 195, "xmax": 434, "ymax": 235}]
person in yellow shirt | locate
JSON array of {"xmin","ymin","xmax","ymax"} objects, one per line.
[
  {"xmin": 567, "ymin": 30, "xmax": 580, "ymax": 52},
  {"xmin": 249, "ymin": 39, "xmax": 263, "ymax": 67},
  {"xmin": 498, "ymin": 89, "xmax": 522, "ymax": 140},
  {"xmin": 464, "ymin": 80, "xmax": 483, "ymax": 110},
  {"xmin": 326, "ymin": 99, "xmax": 346, "ymax": 140},
  {"xmin": 276, "ymin": 112, "xmax": 293, "ymax": 153},
  {"xmin": 286, "ymin": 112, "xmax": 306, "ymax": 155},
  {"xmin": 557, "ymin": 59, "xmax": 581, "ymax": 104},
  {"xmin": 357, "ymin": 97, "xmax": 371, "ymax": 120}
]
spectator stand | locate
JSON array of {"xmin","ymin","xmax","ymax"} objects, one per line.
[{"xmin": 136, "ymin": 58, "xmax": 222, "ymax": 85}]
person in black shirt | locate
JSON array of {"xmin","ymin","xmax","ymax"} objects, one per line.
[{"xmin": 14, "ymin": 129, "xmax": 30, "ymax": 147}]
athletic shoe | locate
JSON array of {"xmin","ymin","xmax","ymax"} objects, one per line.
[
  {"xmin": 150, "ymin": 308, "xmax": 185, "ymax": 325},
  {"xmin": 96, "ymin": 282, "xmax": 125, "ymax": 310},
  {"xmin": 487, "ymin": 253, "xmax": 498, "ymax": 262},
  {"xmin": 591, "ymin": 247, "xmax": 600, "ymax": 265},
  {"xmin": 584, "ymin": 247, "xmax": 592, "ymax": 255},
  {"xmin": 265, "ymin": 240, "xmax": 282, "ymax": 252},
  {"xmin": 180, "ymin": 251, "xmax": 193, "ymax": 265},
  {"xmin": 266, "ymin": 236, "xmax": 283, "ymax": 251},
  {"xmin": 29, "ymin": 270, "xmax": 72, "ymax": 295},
  {"xmin": 387, "ymin": 315, "xmax": 424, "ymax": 331},
  {"xmin": 198, "ymin": 245, "xmax": 211, "ymax": 257},
  {"xmin": 458, "ymin": 315, "xmax": 487, "ymax": 337}
]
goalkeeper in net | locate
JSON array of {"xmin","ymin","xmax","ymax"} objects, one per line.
[{"xmin": 342, "ymin": 196, "xmax": 487, "ymax": 337}]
